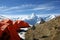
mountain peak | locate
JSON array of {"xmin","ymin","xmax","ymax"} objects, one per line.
[
  {"xmin": 45, "ymin": 15, "xmax": 56, "ymax": 21},
  {"xmin": 31, "ymin": 13, "xmax": 37, "ymax": 18}
]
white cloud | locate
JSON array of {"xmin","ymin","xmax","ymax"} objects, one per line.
[
  {"xmin": 2, "ymin": 4, "xmax": 35, "ymax": 11},
  {"xmin": 3, "ymin": 7, "xmax": 20, "ymax": 11},
  {"xmin": 32, "ymin": 5, "xmax": 55, "ymax": 10},
  {"xmin": 0, "ymin": 3, "xmax": 58, "ymax": 15},
  {"xmin": 0, "ymin": 4, "xmax": 54, "ymax": 11}
]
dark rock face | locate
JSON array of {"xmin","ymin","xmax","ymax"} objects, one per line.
[
  {"xmin": 40, "ymin": 18, "xmax": 45, "ymax": 24},
  {"xmin": 25, "ymin": 16, "xmax": 60, "ymax": 40}
]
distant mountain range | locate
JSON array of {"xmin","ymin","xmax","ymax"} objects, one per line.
[{"xmin": 0, "ymin": 13, "xmax": 56, "ymax": 25}]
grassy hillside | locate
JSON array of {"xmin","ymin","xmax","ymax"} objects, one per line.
[{"xmin": 25, "ymin": 16, "xmax": 60, "ymax": 40}]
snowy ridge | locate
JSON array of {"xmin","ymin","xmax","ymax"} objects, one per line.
[
  {"xmin": 0, "ymin": 13, "xmax": 56, "ymax": 25},
  {"xmin": 44, "ymin": 15, "xmax": 56, "ymax": 21}
]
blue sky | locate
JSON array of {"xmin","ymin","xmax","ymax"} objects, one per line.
[{"xmin": 0, "ymin": 0, "xmax": 60, "ymax": 15}]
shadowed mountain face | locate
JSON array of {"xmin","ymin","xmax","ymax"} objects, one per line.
[{"xmin": 25, "ymin": 16, "xmax": 60, "ymax": 40}]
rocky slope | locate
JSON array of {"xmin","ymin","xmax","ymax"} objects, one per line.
[{"xmin": 25, "ymin": 16, "xmax": 60, "ymax": 40}]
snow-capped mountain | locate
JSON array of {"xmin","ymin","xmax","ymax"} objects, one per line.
[
  {"xmin": 0, "ymin": 13, "xmax": 56, "ymax": 25},
  {"xmin": 24, "ymin": 13, "xmax": 39, "ymax": 25},
  {"xmin": 44, "ymin": 15, "xmax": 56, "ymax": 21},
  {"xmin": 23, "ymin": 13, "xmax": 56, "ymax": 25}
]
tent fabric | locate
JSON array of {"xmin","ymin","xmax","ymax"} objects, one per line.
[
  {"xmin": 0, "ymin": 22, "xmax": 9, "ymax": 37},
  {"xmin": 0, "ymin": 19, "xmax": 30, "ymax": 40},
  {"xmin": 13, "ymin": 20, "xmax": 30, "ymax": 31}
]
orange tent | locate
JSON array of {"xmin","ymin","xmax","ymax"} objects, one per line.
[
  {"xmin": 0, "ymin": 19, "xmax": 30, "ymax": 40},
  {"xmin": 13, "ymin": 20, "xmax": 30, "ymax": 31}
]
